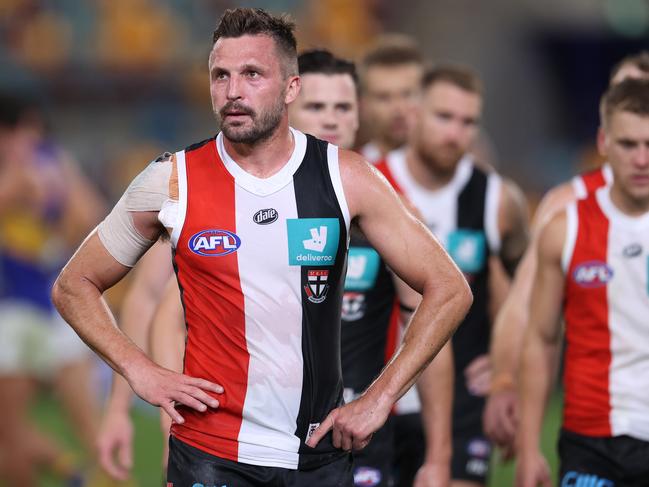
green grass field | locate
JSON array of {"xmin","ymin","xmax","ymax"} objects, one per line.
[{"xmin": 17, "ymin": 390, "xmax": 563, "ymax": 487}]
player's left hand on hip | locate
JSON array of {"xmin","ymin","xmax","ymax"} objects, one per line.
[
  {"xmin": 304, "ymin": 395, "xmax": 389, "ymax": 451},
  {"xmin": 413, "ymin": 462, "xmax": 451, "ymax": 487}
]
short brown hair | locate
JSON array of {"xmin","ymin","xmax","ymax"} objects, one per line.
[
  {"xmin": 600, "ymin": 78, "xmax": 649, "ymax": 127},
  {"xmin": 422, "ymin": 64, "xmax": 482, "ymax": 95},
  {"xmin": 609, "ymin": 51, "xmax": 649, "ymax": 84},
  {"xmin": 361, "ymin": 34, "xmax": 424, "ymax": 69},
  {"xmin": 212, "ymin": 8, "xmax": 298, "ymax": 76}
]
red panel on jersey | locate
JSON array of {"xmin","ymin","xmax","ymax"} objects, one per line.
[
  {"xmin": 171, "ymin": 141, "xmax": 249, "ymax": 461},
  {"xmin": 563, "ymin": 194, "xmax": 612, "ymax": 436},
  {"xmin": 580, "ymin": 167, "xmax": 607, "ymax": 194}
]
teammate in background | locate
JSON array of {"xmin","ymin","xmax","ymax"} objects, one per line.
[
  {"xmin": 484, "ymin": 51, "xmax": 649, "ymax": 459},
  {"xmin": 358, "ymin": 34, "xmax": 424, "ymax": 164},
  {"xmin": 376, "ymin": 65, "xmax": 529, "ymax": 487},
  {"xmin": 52, "ymin": 8, "xmax": 471, "ymax": 487},
  {"xmin": 0, "ymin": 94, "xmax": 106, "ymax": 485},
  {"xmin": 517, "ymin": 77, "xmax": 649, "ymax": 487}
]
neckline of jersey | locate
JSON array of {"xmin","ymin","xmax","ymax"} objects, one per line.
[
  {"xmin": 596, "ymin": 185, "xmax": 649, "ymax": 228},
  {"xmin": 387, "ymin": 149, "xmax": 473, "ymax": 197},
  {"xmin": 215, "ymin": 127, "xmax": 307, "ymax": 196}
]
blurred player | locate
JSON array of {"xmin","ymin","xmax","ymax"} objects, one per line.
[
  {"xmin": 358, "ymin": 34, "xmax": 424, "ymax": 164},
  {"xmin": 376, "ymin": 65, "xmax": 529, "ymax": 487},
  {"xmin": 0, "ymin": 94, "xmax": 105, "ymax": 485},
  {"xmin": 484, "ymin": 50, "xmax": 649, "ymax": 459},
  {"xmin": 517, "ymin": 77, "xmax": 649, "ymax": 487},
  {"xmin": 52, "ymin": 8, "xmax": 471, "ymax": 486}
]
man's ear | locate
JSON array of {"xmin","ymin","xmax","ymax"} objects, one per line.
[{"xmin": 285, "ymin": 76, "xmax": 301, "ymax": 105}]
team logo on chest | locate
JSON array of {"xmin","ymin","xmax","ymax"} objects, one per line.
[
  {"xmin": 188, "ymin": 229, "xmax": 241, "ymax": 256},
  {"xmin": 573, "ymin": 260, "xmax": 614, "ymax": 288},
  {"xmin": 342, "ymin": 292, "xmax": 366, "ymax": 321},
  {"xmin": 305, "ymin": 269, "xmax": 330, "ymax": 303}
]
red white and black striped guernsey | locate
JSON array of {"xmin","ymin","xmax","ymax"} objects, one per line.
[
  {"xmin": 168, "ymin": 128, "xmax": 351, "ymax": 469},
  {"xmin": 376, "ymin": 150, "xmax": 502, "ymax": 424},
  {"xmin": 571, "ymin": 164, "xmax": 613, "ymax": 199},
  {"xmin": 562, "ymin": 186, "xmax": 649, "ymax": 441}
]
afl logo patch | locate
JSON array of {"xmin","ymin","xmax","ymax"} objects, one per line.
[
  {"xmin": 189, "ymin": 229, "xmax": 241, "ymax": 256},
  {"xmin": 573, "ymin": 261, "xmax": 613, "ymax": 287},
  {"xmin": 253, "ymin": 208, "xmax": 278, "ymax": 225}
]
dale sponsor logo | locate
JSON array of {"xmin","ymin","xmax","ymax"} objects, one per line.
[
  {"xmin": 287, "ymin": 218, "xmax": 339, "ymax": 266},
  {"xmin": 573, "ymin": 261, "xmax": 613, "ymax": 288},
  {"xmin": 188, "ymin": 229, "xmax": 241, "ymax": 257},
  {"xmin": 253, "ymin": 208, "xmax": 278, "ymax": 225},
  {"xmin": 304, "ymin": 269, "xmax": 330, "ymax": 303}
]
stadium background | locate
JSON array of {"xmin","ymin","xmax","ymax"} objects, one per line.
[{"xmin": 1, "ymin": 0, "xmax": 647, "ymax": 485}]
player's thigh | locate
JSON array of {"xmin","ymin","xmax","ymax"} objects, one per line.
[
  {"xmin": 451, "ymin": 433, "xmax": 491, "ymax": 486},
  {"xmin": 392, "ymin": 412, "xmax": 425, "ymax": 487},
  {"xmin": 167, "ymin": 436, "xmax": 274, "ymax": 487},
  {"xmin": 288, "ymin": 454, "xmax": 353, "ymax": 487},
  {"xmin": 559, "ymin": 429, "xmax": 649, "ymax": 487}
]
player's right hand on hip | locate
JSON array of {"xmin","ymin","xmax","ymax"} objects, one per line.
[
  {"xmin": 96, "ymin": 403, "xmax": 134, "ymax": 481},
  {"xmin": 128, "ymin": 363, "xmax": 224, "ymax": 424},
  {"xmin": 305, "ymin": 394, "xmax": 390, "ymax": 451},
  {"xmin": 515, "ymin": 451, "xmax": 552, "ymax": 487}
]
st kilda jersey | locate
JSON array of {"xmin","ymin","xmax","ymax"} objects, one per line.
[
  {"xmin": 340, "ymin": 229, "xmax": 399, "ymax": 403},
  {"xmin": 168, "ymin": 129, "xmax": 350, "ymax": 469},
  {"xmin": 562, "ymin": 186, "xmax": 649, "ymax": 441},
  {"xmin": 376, "ymin": 150, "xmax": 502, "ymax": 423}
]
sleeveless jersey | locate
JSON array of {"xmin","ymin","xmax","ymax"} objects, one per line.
[
  {"xmin": 571, "ymin": 164, "xmax": 613, "ymax": 200},
  {"xmin": 376, "ymin": 150, "xmax": 501, "ymax": 423},
  {"xmin": 561, "ymin": 187, "xmax": 649, "ymax": 441},
  {"xmin": 340, "ymin": 230, "xmax": 399, "ymax": 402},
  {"xmin": 169, "ymin": 129, "xmax": 351, "ymax": 469}
]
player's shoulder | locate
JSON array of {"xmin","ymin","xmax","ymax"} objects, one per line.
[{"xmin": 537, "ymin": 204, "xmax": 569, "ymax": 262}]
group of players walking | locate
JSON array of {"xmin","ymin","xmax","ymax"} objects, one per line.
[{"xmin": 3, "ymin": 6, "xmax": 649, "ymax": 487}]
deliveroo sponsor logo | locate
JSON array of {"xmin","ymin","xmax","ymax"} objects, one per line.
[
  {"xmin": 287, "ymin": 218, "xmax": 339, "ymax": 266},
  {"xmin": 345, "ymin": 247, "xmax": 380, "ymax": 291}
]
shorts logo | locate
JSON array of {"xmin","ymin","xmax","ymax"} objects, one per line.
[
  {"xmin": 573, "ymin": 261, "xmax": 613, "ymax": 287},
  {"xmin": 561, "ymin": 471, "xmax": 614, "ymax": 487},
  {"xmin": 287, "ymin": 218, "xmax": 339, "ymax": 266},
  {"xmin": 253, "ymin": 208, "xmax": 278, "ymax": 225},
  {"xmin": 353, "ymin": 467, "xmax": 382, "ymax": 486},
  {"xmin": 467, "ymin": 438, "xmax": 491, "ymax": 459},
  {"xmin": 623, "ymin": 242, "xmax": 642, "ymax": 258},
  {"xmin": 447, "ymin": 229, "xmax": 486, "ymax": 274},
  {"xmin": 189, "ymin": 229, "xmax": 241, "ymax": 256},
  {"xmin": 305, "ymin": 270, "xmax": 329, "ymax": 303},
  {"xmin": 342, "ymin": 292, "xmax": 366, "ymax": 321},
  {"xmin": 345, "ymin": 248, "xmax": 381, "ymax": 291}
]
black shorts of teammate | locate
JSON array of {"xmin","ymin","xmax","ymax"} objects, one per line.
[
  {"xmin": 451, "ymin": 379, "xmax": 491, "ymax": 484},
  {"xmin": 351, "ymin": 416, "xmax": 394, "ymax": 486},
  {"xmin": 167, "ymin": 436, "xmax": 353, "ymax": 487},
  {"xmin": 392, "ymin": 413, "xmax": 425, "ymax": 487},
  {"xmin": 558, "ymin": 429, "xmax": 649, "ymax": 487}
]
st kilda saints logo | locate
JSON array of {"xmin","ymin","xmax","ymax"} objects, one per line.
[{"xmin": 305, "ymin": 269, "xmax": 330, "ymax": 303}]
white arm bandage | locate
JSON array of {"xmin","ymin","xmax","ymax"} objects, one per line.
[{"xmin": 97, "ymin": 155, "xmax": 174, "ymax": 267}]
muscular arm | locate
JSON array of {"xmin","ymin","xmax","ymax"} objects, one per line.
[
  {"xmin": 52, "ymin": 160, "xmax": 222, "ymax": 426},
  {"xmin": 308, "ymin": 150, "xmax": 472, "ymax": 450},
  {"xmin": 489, "ymin": 183, "xmax": 574, "ymax": 395},
  {"xmin": 516, "ymin": 212, "xmax": 566, "ymax": 486},
  {"xmin": 396, "ymin": 278, "xmax": 453, "ymax": 485}
]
